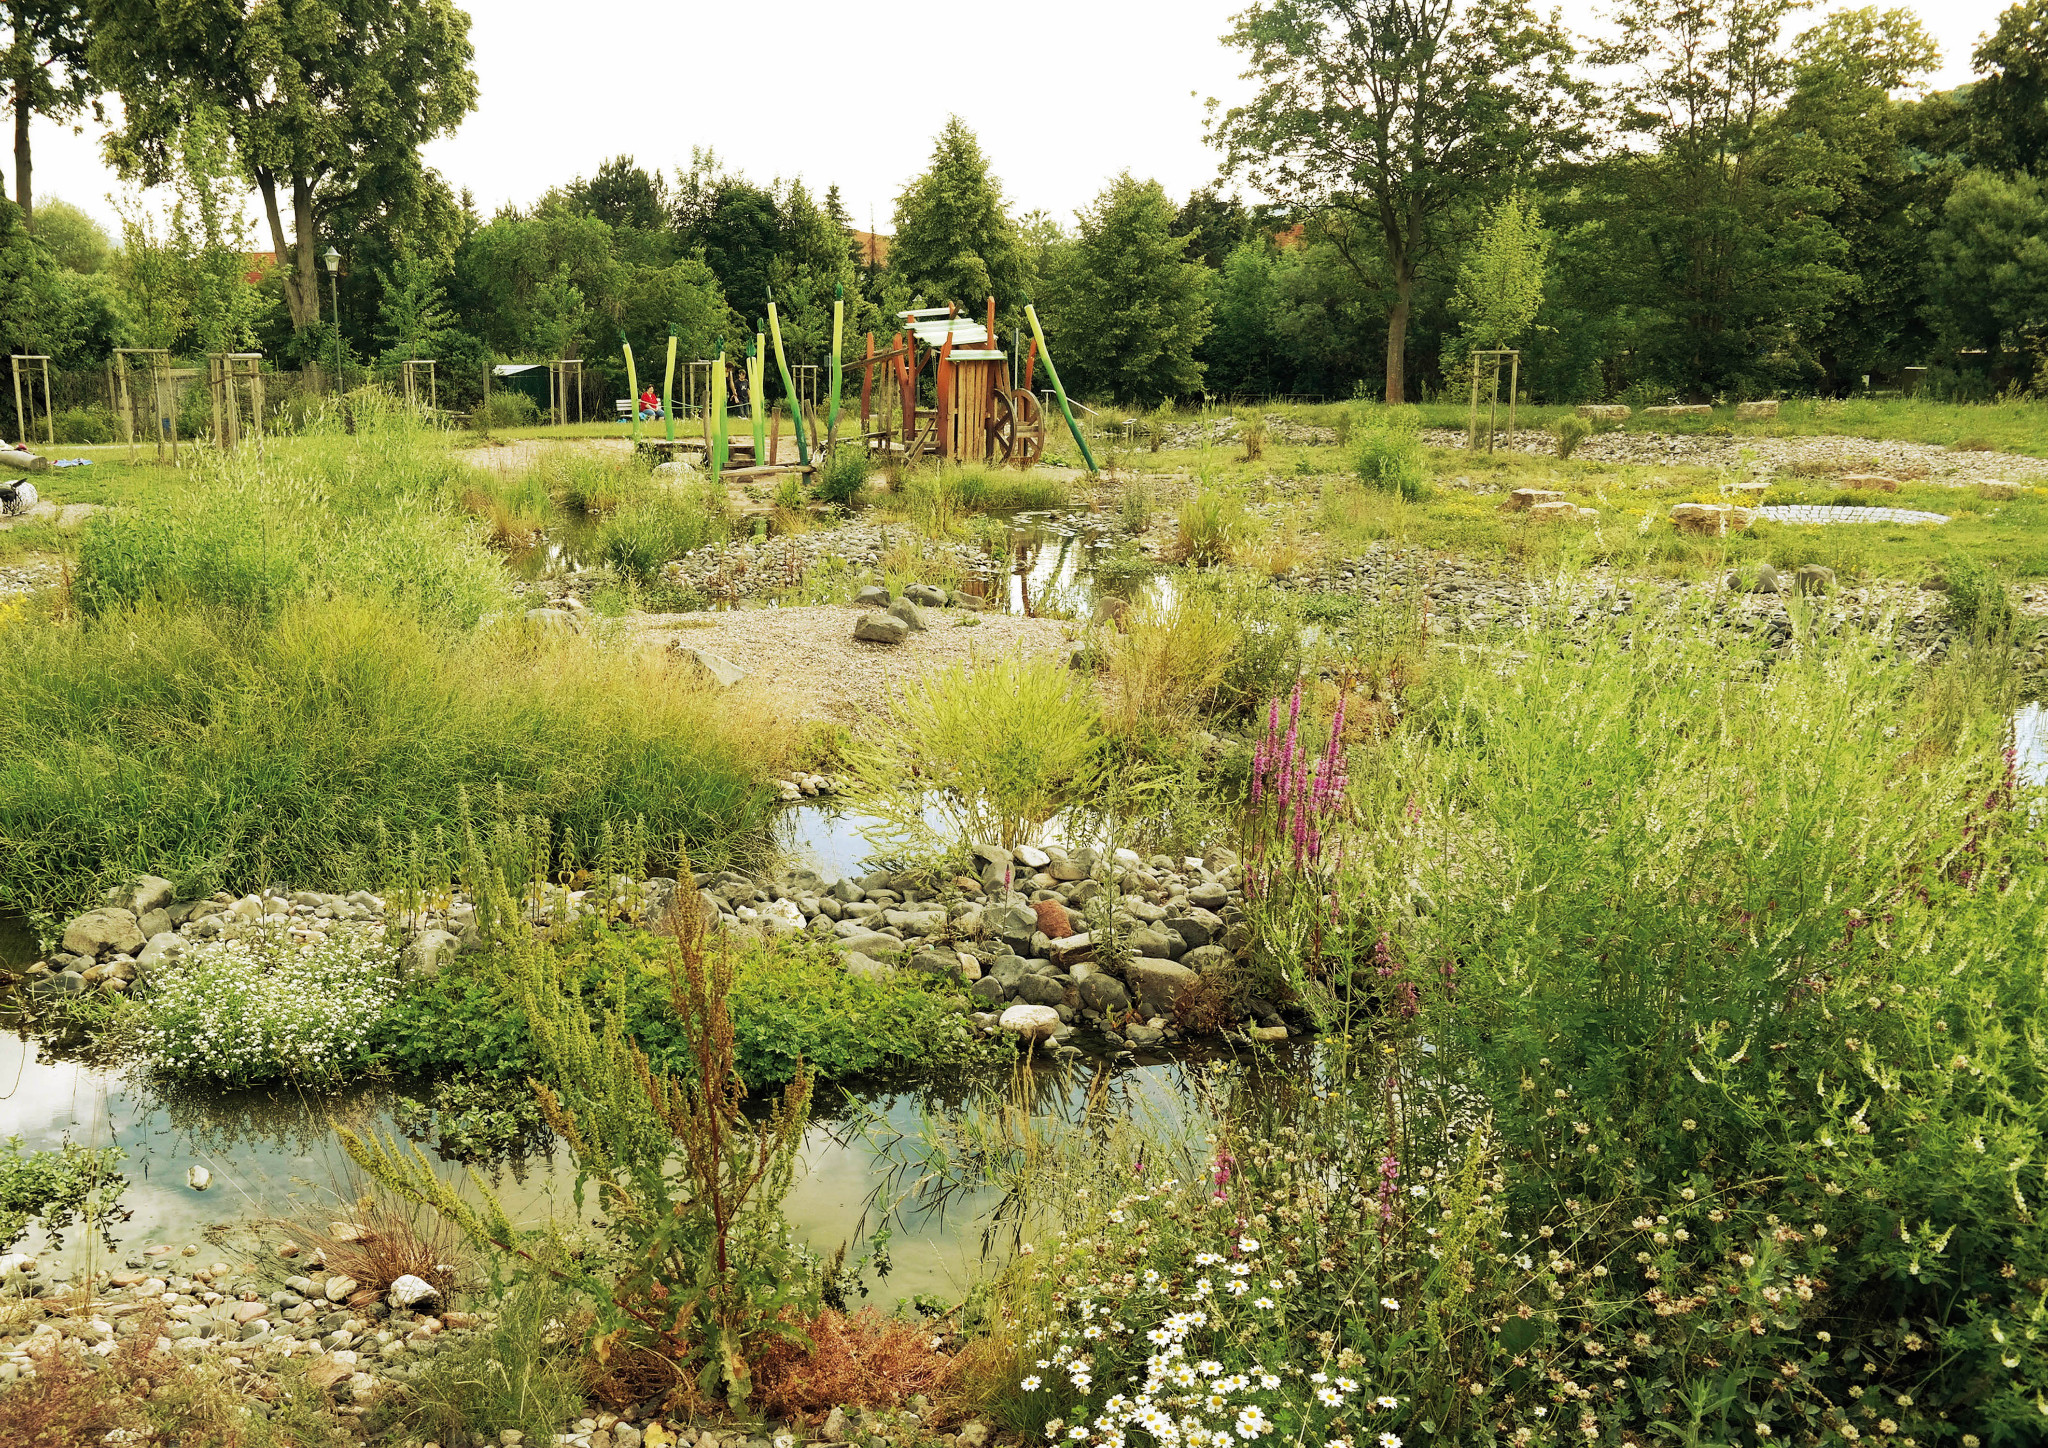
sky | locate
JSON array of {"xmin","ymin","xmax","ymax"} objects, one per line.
[{"xmin": 21, "ymin": 0, "xmax": 2021, "ymax": 246}]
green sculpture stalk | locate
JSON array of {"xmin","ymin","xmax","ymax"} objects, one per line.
[
  {"xmin": 766, "ymin": 296, "xmax": 810, "ymax": 466},
  {"xmin": 622, "ymin": 342, "xmax": 640, "ymax": 443},
  {"xmin": 1025, "ymin": 304, "xmax": 1096, "ymax": 473},
  {"xmin": 750, "ymin": 329, "xmax": 766, "ymax": 463},
  {"xmin": 711, "ymin": 345, "xmax": 728, "ymax": 476},
  {"xmin": 662, "ymin": 327, "xmax": 678, "ymax": 443},
  {"xmin": 827, "ymin": 285, "xmax": 844, "ymax": 450}
]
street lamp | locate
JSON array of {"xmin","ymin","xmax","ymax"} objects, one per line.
[{"xmin": 321, "ymin": 246, "xmax": 342, "ymax": 392}]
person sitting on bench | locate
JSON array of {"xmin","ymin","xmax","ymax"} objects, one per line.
[{"xmin": 638, "ymin": 385, "xmax": 661, "ymax": 421}]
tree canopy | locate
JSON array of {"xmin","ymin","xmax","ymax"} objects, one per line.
[{"xmin": 889, "ymin": 117, "xmax": 1026, "ymax": 316}]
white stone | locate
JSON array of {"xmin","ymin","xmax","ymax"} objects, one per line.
[
  {"xmin": 1013, "ymin": 845, "xmax": 1050, "ymax": 868},
  {"xmin": 998, "ymin": 1004, "xmax": 1062, "ymax": 1042},
  {"xmin": 186, "ymin": 1166, "xmax": 211, "ymax": 1191}
]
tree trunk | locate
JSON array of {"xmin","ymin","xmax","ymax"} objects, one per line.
[
  {"xmin": 12, "ymin": 78, "xmax": 30, "ymax": 228},
  {"xmin": 1384, "ymin": 266, "xmax": 1413, "ymax": 405},
  {"xmin": 254, "ymin": 169, "xmax": 313, "ymax": 330},
  {"xmin": 292, "ymin": 177, "xmax": 322, "ymax": 334}
]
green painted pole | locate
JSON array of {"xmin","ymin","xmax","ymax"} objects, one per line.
[
  {"xmin": 711, "ymin": 344, "xmax": 728, "ymax": 476},
  {"xmin": 1025, "ymin": 303, "xmax": 1096, "ymax": 473},
  {"xmin": 750, "ymin": 327, "xmax": 766, "ymax": 464},
  {"xmin": 623, "ymin": 342, "xmax": 640, "ymax": 443},
  {"xmin": 826, "ymin": 284, "xmax": 844, "ymax": 451},
  {"xmin": 766, "ymin": 293, "xmax": 810, "ymax": 466},
  {"xmin": 662, "ymin": 326, "xmax": 678, "ymax": 443}
]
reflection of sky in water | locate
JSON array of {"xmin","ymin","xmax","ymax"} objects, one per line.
[
  {"xmin": 0, "ymin": 1028, "xmax": 1229, "ymax": 1308},
  {"xmin": 2017, "ymin": 704, "xmax": 2048, "ymax": 789}
]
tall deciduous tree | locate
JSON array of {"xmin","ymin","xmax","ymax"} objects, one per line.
[
  {"xmin": 1447, "ymin": 188, "xmax": 1551, "ymax": 376},
  {"xmin": 90, "ymin": 0, "xmax": 476, "ymax": 333},
  {"xmin": 2, "ymin": 1, "xmax": 95, "ymax": 228},
  {"xmin": 889, "ymin": 116, "xmax": 1025, "ymax": 314},
  {"xmin": 1969, "ymin": 0, "xmax": 2048, "ymax": 175},
  {"xmin": 1923, "ymin": 169, "xmax": 2048, "ymax": 376},
  {"xmin": 1211, "ymin": 0, "xmax": 1584, "ymax": 402},
  {"xmin": 1059, "ymin": 174, "xmax": 1212, "ymax": 405}
]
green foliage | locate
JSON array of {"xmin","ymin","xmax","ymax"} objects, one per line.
[
  {"xmin": 844, "ymin": 653, "xmax": 1107, "ymax": 853},
  {"xmin": 889, "ymin": 117, "xmax": 1027, "ymax": 315},
  {"xmin": 594, "ymin": 493, "xmax": 716, "ymax": 581},
  {"xmin": 814, "ymin": 446, "xmax": 871, "ymax": 507},
  {"xmin": 1939, "ymin": 553, "xmax": 2018, "ymax": 636},
  {"xmin": 471, "ymin": 391, "xmax": 540, "ymax": 430},
  {"xmin": 1448, "ymin": 188, "xmax": 1552, "ymax": 354},
  {"xmin": 1553, "ymin": 412, "xmax": 1592, "ymax": 458},
  {"xmin": 1171, "ymin": 489, "xmax": 1250, "ymax": 565},
  {"xmin": 0, "ymin": 1137, "xmax": 127, "ymax": 1251},
  {"xmin": 51, "ymin": 405, "xmax": 114, "ymax": 444},
  {"xmin": 0, "ymin": 197, "xmax": 67, "ymax": 357},
  {"xmin": 1352, "ymin": 405, "xmax": 1428, "ymax": 499},
  {"xmin": 1924, "ymin": 169, "xmax": 2048, "ymax": 367},
  {"xmin": 1058, "ymin": 173, "xmax": 1213, "ymax": 405}
]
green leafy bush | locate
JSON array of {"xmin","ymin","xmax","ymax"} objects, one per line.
[
  {"xmin": 814, "ymin": 447, "xmax": 871, "ymax": 507},
  {"xmin": 1553, "ymin": 412, "xmax": 1592, "ymax": 458},
  {"xmin": 1352, "ymin": 406, "xmax": 1428, "ymax": 500},
  {"xmin": 1940, "ymin": 553, "xmax": 2017, "ymax": 636},
  {"xmin": 51, "ymin": 406, "xmax": 114, "ymax": 444},
  {"xmin": 470, "ymin": 390, "xmax": 539, "ymax": 430},
  {"xmin": 140, "ymin": 928, "xmax": 400, "ymax": 1087},
  {"xmin": 0, "ymin": 1137, "xmax": 127, "ymax": 1250}
]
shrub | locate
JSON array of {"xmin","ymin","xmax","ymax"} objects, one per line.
[
  {"xmin": 1119, "ymin": 479, "xmax": 1150, "ymax": 532},
  {"xmin": 815, "ymin": 446, "xmax": 871, "ymax": 507},
  {"xmin": 0, "ymin": 1137, "xmax": 127, "ymax": 1250},
  {"xmin": 1238, "ymin": 412, "xmax": 1266, "ymax": 461},
  {"xmin": 50, "ymin": 406, "xmax": 114, "ymax": 444},
  {"xmin": 1353, "ymin": 406, "xmax": 1428, "ymax": 500},
  {"xmin": 1553, "ymin": 412, "xmax": 1592, "ymax": 458},
  {"xmin": 139, "ymin": 928, "xmax": 401, "ymax": 1088},
  {"xmin": 1940, "ymin": 552, "xmax": 2017, "ymax": 636},
  {"xmin": 844, "ymin": 653, "xmax": 1106, "ymax": 853},
  {"xmin": 471, "ymin": 390, "xmax": 540, "ymax": 430},
  {"xmin": 1105, "ymin": 591, "xmax": 1240, "ymax": 734},
  {"xmin": 545, "ymin": 449, "xmax": 652, "ymax": 514}
]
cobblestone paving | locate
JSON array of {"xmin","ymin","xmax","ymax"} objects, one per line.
[{"xmin": 1754, "ymin": 504, "xmax": 1951, "ymax": 526}]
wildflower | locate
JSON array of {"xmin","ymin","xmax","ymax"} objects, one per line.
[
  {"xmin": 1196, "ymin": 1252, "xmax": 1224, "ymax": 1267},
  {"xmin": 1374, "ymin": 1397, "xmax": 1399, "ymax": 1410},
  {"xmin": 1228, "ymin": 1262, "xmax": 1251, "ymax": 1277},
  {"xmin": 1199, "ymin": 1361, "xmax": 1222, "ymax": 1377},
  {"xmin": 1023, "ymin": 1376, "xmax": 1043, "ymax": 1391},
  {"xmin": 1239, "ymin": 1236, "xmax": 1261, "ymax": 1253},
  {"xmin": 1336, "ymin": 1379, "xmax": 1358, "ymax": 1394},
  {"xmin": 1378, "ymin": 1436, "xmax": 1403, "ymax": 1448},
  {"xmin": 1258, "ymin": 1371, "xmax": 1280, "ymax": 1390},
  {"xmin": 1235, "ymin": 1406, "xmax": 1273, "ymax": 1440},
  {"xmin": 1254, "ymin": 1297, "xmax": 1276, "ymax": 1310},
  {"xmin": 1315, "ymin": 1387, "xmax": 1345, "ymax": 1408},
  {"xmin": 1226, "ymin": 1280, "xmax": 1250, "ymax": 1297},
  {"xmin": 1380, "ymin": 1297, "xmax": 1400, "ymax": 1311}
]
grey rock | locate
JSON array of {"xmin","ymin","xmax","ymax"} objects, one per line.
[
  {"xmin": 1067, "ymin": 878, "xmax": 1104, "ymax": 910},
  {"xmin": 61, "ymin": 908, "xmax": 145, "ymax": 959},
  {"xmin": 989, "ymin": 954, "xmax": 1029, "ymax": 988},
  {"xmin": 324, "ymin": 1275, "xmax": 360, "ymax": 1303},
  {"xmin": 985, "ymin": 903, "xmax": 1039, "ymax": 953},
  {"xmin": 854, "ymin": 585, "xmax": 891, "ymax": 607},
  {"xmin": 1126, "ymin": 958, "xmax": 1198, "ymax": 1017},
  {"xmin": 970, "ymin": 975, "xmax": 1007, "ymax": 1003},
  {"xmin": 136, "ymin": 907, "xmax": 172, "ymax": 939},
  {"xmin": 903, "ymin": 582, "xmax": 949, "ymax": 607},
  {"xmin": 834, "ymin": 931, "xmax": 904, "ymax": 959},
  {"xmin": 842, "ymin": 952, "xmax": 894, "ymax": 980},
  {"xmin": 1078, "ymin": 973, "xmax": 1131, "ymax": 1017},
  {"xmin": 1013, "ymin": 844, "xmax": 1051, "ymax": 869},
  {"xmin": 1126, "ymin": 1024, "xmax": 1168, "ymax": 1047},
  {"xmin": 1795, "ymin": 563, "xmax": 1836, "ymax": 595},
  {"xmin": 1014, "ymin": 974, "xmax": 1067, "ymax": 1007},
  {"xmin": 998, "ymin": 1003, "xmax": 1062, "ymax": 1042},
  {"xmin": 1188, "ymin": 881, "xmax": 1230, "ymax": 909},
  {"xmin": 672, "ymin": 645, "xmax": 748, "ymax": 689},
  {"xmin": 1163, "ymin": 910, "xmax": 1221, "ymax": 949},
  {"xmin": 887, "ymin": 597, "xmax": 928, "ymax": 631},
  {"xmin": 137, "ymin": 931, "xmax": 189, "ymax": 968},
  {"xmin": 910, "ymin": 949, "xmax": 966, "ymax": 981},
  {"xmin": 854, "ymin": 612, "xmax": 910, "ymax": 644},
  {"xmin": 1128, "ymin": 926, "xmax": 1182, "ymax": 959},
  {"xmin": 405, "ymin": 929, "xmax": 462, "ymax": 977},
  {"xmin": 1181, "ymin": 944, "xmax": 1232, "ymax": 975},
  {"xmin": 773, "ymin": 865, "xmax": 827, "ymax": 898},
  {"xmin": 972, "ymin": 842, "xmax": 1013, "ymax": 869},
  {"xmin": 524, "ymin": 607, "xmax": 582, "ymax": 631},
  {"xmin": 830, "ymin": 878, "xmax": 864, "ymax": 903},
  {"xmin": 884, "ymin": 908, "xmax": 947, "ymax": 936},
  {"xmin": 105, "ymin": 875, "xmax": 175, "ymax": 916}
]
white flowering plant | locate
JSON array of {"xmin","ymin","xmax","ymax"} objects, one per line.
[{"xmin": 139, "ymin": 927, "xmax": 401, "ymax": 1088}]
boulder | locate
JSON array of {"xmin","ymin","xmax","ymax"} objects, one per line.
[
  {"xmin": 524, "ymin": 607, "xmax": 583, "ymax": 632},
  {"xmin": 1126, "ymin": 959, "xmax": 1198, "ymax": 1018},
  {"xmin": 998, "ymin": 1003, "xmax": 1062, "ymax": 1042},
  {"xmin": 1575, "ymin": 405, "xmax": 1631, "ymax": 422},
  {"xmin": 323, "ymin": 1275, "xmax": 360, "ymax": 1303},
  {"xmin": 1526, "ymin": 500, "xmax": 1582, "ymax": 522},
  {"xmin": 886, "ymin": 598, "xmax": 927, "ymax": 631},
  {"xmin": 1723, "ymin": 563, "xmax": 1782, "ymax": 595},
  {"xmin": 1641, "ymin": 404, "xmax": 1713, "ymax": 418},
  {"xmin": 1032, "ymin": 899, "xmax": 1073, "ymax": 939},
  {"xmin": 1078, "ymin": 972, "xmax": 1131, "ymax": 1017},
  {"xmin": 1840, "ymin": 473, "xmax": 1901, "ymax": 493},
  {"xmin": 1013, "ymin": 844, "xmax": 1051, "ymax": 869},
  {"xmin": 1181, "ymin": 944, "xmax": 1232, "ymax": 975},
  {"xmin": 1979, "ymin": 480, "xmax": 2022, "ymax": 501},
  {"xmin": 1733, "ymin": 400, "xmax": 1779, "ymax": 420},
  {"xmin": 1014, "ymin": 974, "xmax": 1067, "ymax": 1007},
  {"xmin": 854, "ymin": 612, "xmax": 910, "ymax": 644},
  {"xmin": 842, "ymin": 952, "xmax": 894, "ymax": 980},
  {"xmin": 972, "ymin": 842, "xmax": 1013, "ymax": 869},
  {"xmin": 386, "ymin": 1274, "xmax": 441, "ymax": 1312},
  {"xmin": 854, "ymin": 584, "xmax": 891, "ymax": 607},
  {"xmin": 405, "ymin": 928, "xmax": 462, "ymax": 977},
  {"xmin": 970, "ymin": 975, "xmax": 1007, "ymax": 1003},
  {"xmin": 1669, "ymin": 502, "xmax": 1754, "ymax": 537},
  {"xmin": 1506, "ymin": 488, "xmax": 1565, "ymax": 511},
  {"xmin": 910, "ymin": 949, "xmax": 968, "ymax": 981},
  {"xmin": 1129, "ymin": 926, "xmax": 1182, "ymax": 959},
  {"xmin": 105, "ymin": 875, "xmax": 176, "ymax": 916},
  {"xmin": 671, "ymin": 644, "xmax": 748, "ymax": 688},
  {"xmin": 187, "ymin": 1166, "xmax": 211, "ymax": 1191},
  {"xmin": 884, "ymin": 907, "xmax": 947, "ymax": 936},
  {"xmin": 1046, "ymin": 933, "xmax": 1095, "ymax": 967},
  {"xmin": 61, "ymin": 908, "xmax": 145, "ymax": 959},
  {"xmin": 1795, "ymin": 564, "xmax": 1836, "ymax": 595},
  {"xmin": 833, "ymin": 930, "xmax": 904, "ymax": 959},
  {"xmin": 985, "ymin": 903, "xmax": 1039, "ymax": 954},
  {"xmin": 903, "ymin": 583, "xmax": 949, "ymax": 607},
  {"xmin": 1188, "ymin": 880, "xmax": 1230, "ymax": 909},
  {"xmin": 136, "ymin": 932, "xmax": 189, "ymax": 969}
]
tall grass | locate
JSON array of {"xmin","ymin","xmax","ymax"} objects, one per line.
[
  {"xmin": 0, "ymin": 597, "xmax": 789, "ymax": 916},
  {"xmin": 595, "ymin": 492, "xmax": 718, "ymax": 580}
]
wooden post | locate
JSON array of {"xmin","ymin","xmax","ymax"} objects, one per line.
[
  {"xmin": 771, "ymin": 404, "xmax": 782, "ymax": 464},
  {"xmin": 1024, "ymin": 338, "xmax": 1038, "ymax": 393},
  {"xmin": 936, "ymin": 331, "xmax": 954, "ymax": 459},
  {"xmin": 117, "ymin": 359, "xmax": 134, "ymax": 463},
  {"xmin": 1467, "ymin": 352, "xmax": 1482, "ymax": 452},
  {"xmin": 663, "ymin": 328, "xmax": 678, "ymax": 443},
  {"xmin": 1508, "ymin": 352, "xmax": 1520, "ymax": 448},
  {"xmin": 860, "ymin": 333, "xmax": 875, "ymax": 438}
]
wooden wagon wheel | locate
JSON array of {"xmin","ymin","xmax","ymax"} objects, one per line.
[
  {"xmin": 1011, "ymin": 388, "xmax": 1046, "ymax": 467},
  {"xmin": 987, "ymin": 387, "xmax": 1018, "ymax": 462}
]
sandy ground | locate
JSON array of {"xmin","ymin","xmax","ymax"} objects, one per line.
[
  {"xmin": 626, "ymin": 603, "xmax": 1078, "ymax": 722},
  {"xmin": 455, "ymin": 437, "xmax": 635, "ymax": 474}
]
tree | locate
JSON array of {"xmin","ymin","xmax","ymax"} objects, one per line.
[
  {"xmin": 1446, "ymin": 188, "xmax": 1551, "ymax": 376},
  {"xmin": 1212, "ymin": 0, "xmax": 1585, "ymax": 403},
  {"xmin": 32, "ymin": 195, "xmax": 108, "ymax": 271},
  {"xmin": 1590, "ymin": 0, "xmax": 1853, "ymax": 392},
  {"xmin": 1059, "ymin": 174, "xmax": 1212, "ymax": 405},
  {"xmin": 91, "ymin": 0, "xmax": 477, "ymax": 334},
  {"xmin": 2, "ymin": 1, "xmax": 94, "ymax": 228},
  {"xmin": 173, "ymin": 105, "xmax": 269, "ymax": 356},
  {"xmin": 376, "ymin": 248, "xmax": 453, "ymax": 362},
  {"xmin": 889, "ymin": 116, "xmax": 1026, "ymax": 314},
  {"xmin": 1923, "ymin": 169, "xmax": 2048, "ymax": 376},
  {"xmin": 565, "ymin": 155, "xmax": 670, "ymax": 233},
  {"xmin": 1172, "ymin": 186, "xmax": 1257, "ymax": 270},
  {"xmin": 1968, "ymin": 0, "xmax": 2048, "ymax": 175},
  {"xmin": 0, "ymin": 196, "xmax": 63, "ymax": 361}
]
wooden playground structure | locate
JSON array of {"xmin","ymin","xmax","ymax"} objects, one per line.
[{"xmin": 624, "ymin": 290, "xmax": 1096, "ymax": 480}]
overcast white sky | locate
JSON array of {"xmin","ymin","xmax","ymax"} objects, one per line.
[{"xmin": 23, "ymin": 0, "xmax": 2019, "ymax": 244}]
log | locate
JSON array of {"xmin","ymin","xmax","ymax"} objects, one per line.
[{"xmin": 0, "ymin": 449, "xmax": 52, "ymax": 475}]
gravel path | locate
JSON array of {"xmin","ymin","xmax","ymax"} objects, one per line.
[
  {"xmin": 1755, "ymin": 504, "xmax": 1952, "ymax": 526},
  {"xmin": 629, "ymin": 603, "xmax": 1077, "ymax": 721},
  {"xmin": 1423, "ymin": 428, "xmax": 2048, "ymax": 484}
]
